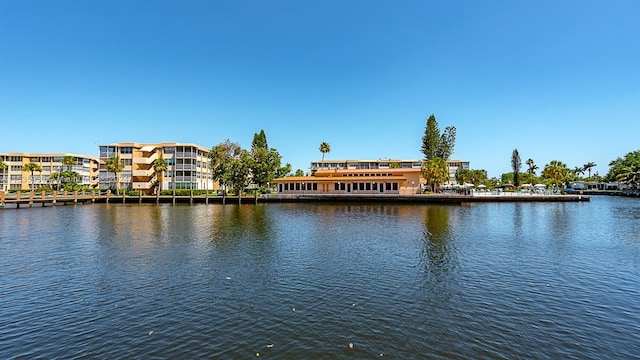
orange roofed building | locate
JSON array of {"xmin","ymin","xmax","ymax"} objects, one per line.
[{"xmin": 272, "ymin": 159, "xmax": 424, "ymax": 195}]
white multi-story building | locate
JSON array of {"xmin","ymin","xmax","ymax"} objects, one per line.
[
  {"xmin": 0, "ymin": 153, "xmax": 99, "ymax": 191},
  {"xmin": 98, "ymin": 142, "xmax": 217, "ymax": 193}
]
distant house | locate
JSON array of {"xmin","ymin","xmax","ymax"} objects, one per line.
[{"xmin": 572, "ymin": 181, "xmax": 628, "ymax": 191}]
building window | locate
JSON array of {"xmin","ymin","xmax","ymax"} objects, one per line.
[
  {"xmin": 312, "ymin": 183, "xmax": 317, "ymax": 191},
  {"xmin": 372, "ymin": 183, "xmax": 378, "ymax": 191},
  {"xmin": 120, "ymin": 147, "xmax": 133, "ymax": 154},
  {"xmin": 386, "ymin": 183, "xmax": 391, "ymax": 191},
  {"xmin": 392, "ymin": 183, "xmax": 398, "ymax": 191}
]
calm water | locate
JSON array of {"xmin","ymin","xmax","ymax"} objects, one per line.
[{"xmin": 1, "ymin": 197, "xmax": 639, "ymax": 359}]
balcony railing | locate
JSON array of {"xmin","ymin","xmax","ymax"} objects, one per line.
[{"xmin": 132, "ymin": 168, "xmax": 155, "ymax": 177}]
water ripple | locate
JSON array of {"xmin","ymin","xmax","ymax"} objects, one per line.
[{"xmin": 1, "ymin": 199, "xmax": 639, "ymax": 358}]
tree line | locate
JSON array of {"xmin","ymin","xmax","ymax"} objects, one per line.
[
  {"xmin": 209, "ymin": 130, "xmax": 291, "ymax": 197},
  {"xmin": 504, "ymin": 149, "xmax": 639, "ymax": 191},
  {"xmin": 416, "ymin": 113, "xmax": 638, "ymax": 192}
]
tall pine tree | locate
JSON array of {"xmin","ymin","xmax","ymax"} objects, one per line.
[
  {"xmin": 421, "ymin": 114, "xmax": 456, "ymax": 161},
  {"xmin": 511, "ymin": 148, "xmax": 521, "ymax": 186},
  {"xmin": 421, "ymin": 114, "xmax": 440, "ymax": 160}
]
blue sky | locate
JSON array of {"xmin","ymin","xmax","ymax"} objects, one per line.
[{"xmin": 1, "ymin": 0, "xmax": 638, "ymax": 178}]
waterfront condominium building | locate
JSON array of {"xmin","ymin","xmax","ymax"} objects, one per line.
[
  {"xmin": 444, "ymin": 160, "xmax": 471, "ymax": 185},
  {"xmin": 0, "ymin": 153, "xmax": 99, "ymax": 191},
  {"xmin": 309, "ymin": 159, "xmax": 470, "ymax": 185},
  {"xmin": 98, "ymin": 142, "xmax": 217, "ymax": 194}
]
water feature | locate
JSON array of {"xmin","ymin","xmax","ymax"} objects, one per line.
[{"xmin": 1, "ymin": 196, "xmax": 639, "ymax": 358}]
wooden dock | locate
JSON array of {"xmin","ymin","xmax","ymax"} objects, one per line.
[{"xmin": 0, "ymin": 190, "xmax": 264, "ymax": 209}]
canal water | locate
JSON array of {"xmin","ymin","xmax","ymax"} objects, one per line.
[{"xmin": 1, "ymin": 197, "xmax": 639, "ymax": 359}]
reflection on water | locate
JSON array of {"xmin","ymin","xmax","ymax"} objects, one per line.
[
  {"xmin": 1, "ymin": 197, "xmax": 639, "ymax": 359},
  {"xmin": 420, "ymin": 205, "xmax": 456, "ymax": 287}
]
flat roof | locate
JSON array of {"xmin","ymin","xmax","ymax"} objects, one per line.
[
  {"xmin": 311, "ymin": 159, "xmax": 468, "ymax": 163},
  {"xmin": 0, "ymin": 152, "xmax": 98, "ymax": 161},
  {"xmin": 99, "ymin": 142, "xmax": 211, "ymax": 152}
]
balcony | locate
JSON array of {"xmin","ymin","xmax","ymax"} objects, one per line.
[
  {"xmin": 132, "ymin": 168, "xmax": 155, "ymax": 178},
  {"xmin": 174, "ymin": 164, "xmax": 196, "ymax": 170},
  {"xmin": 132, "ymin": 181, "xmax": 153, "ymax": 190},
  {"xmin": 132, "ymin": 151, "xmax": 159, "ymax": 165}
]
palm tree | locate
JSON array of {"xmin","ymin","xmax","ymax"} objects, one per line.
[
  {"xmin": 62, "ymin": 155, "xmax": 75, "ymax": 172},
  {"xmin": 583, "ymin": 162, "xmax": 596, "ymax": 180},
  {"xmin": 61, "ymin": 170, "xmax": 80, "ymax": 185},
  {"xmin": 542, "ymin": 160, "xmax": 568, "ymax": 192},
  {"xmin": 22, "ymin": 162, "xmax": 43, "ymax": 190},
  {"xmin": 105, "ymin": 156, "xmax": 124, "ymax": 195},
  {"xmin": 421, "ymin": 158, "xmax": 449, "ymax": 192},
  {"xmin": 526, "ymin": 158, "xmax": 538, "ymax": 175},
  {"xmin": 572, "ymin": 166, "xmax": 584, "ymax": 181},
  {"xmin": 319, "ymin": 142, "xmax": 331, "ymax": 168},
  {"xmin": 152, "ymin": 156, "xmax": 168, "ymax": 195},
  {"xmin": 616, "ymin": 164, "xmax": 640, "ymax": 190}
]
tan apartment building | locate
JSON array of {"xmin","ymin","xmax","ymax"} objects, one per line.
[
  {"xmin": 445, "ymin": 160, "xmax": 470, "ymax": 184},
  {"xmin": 98, "ymin": 142, "xmax": 217, "ymax": 194},
  {"xmin": 0, "ymin": 153, "xmax": 99, "ymax": 191}
]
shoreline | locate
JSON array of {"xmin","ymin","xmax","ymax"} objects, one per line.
[
  {"xmin": 1, "ymin": 191, "xmax": 591, "ymax": 209},
  {"xmin": 260, "ymin": 193, "xmax": 590, "ymax": 203}
]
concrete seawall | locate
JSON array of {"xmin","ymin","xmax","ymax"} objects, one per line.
[{"xmin": 261, "ymin": 193, "xmax": 590, "ymax": 204}]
